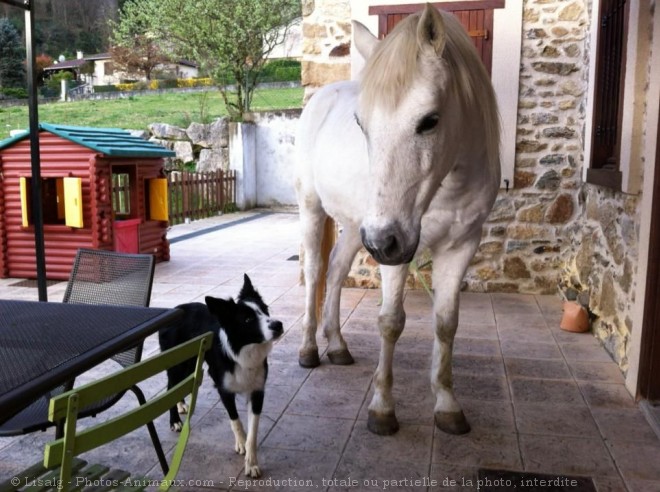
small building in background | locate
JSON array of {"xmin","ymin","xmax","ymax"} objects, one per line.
[{"xmin": 0, "ymin": 123, "xmax": 175, "ymax": 280}]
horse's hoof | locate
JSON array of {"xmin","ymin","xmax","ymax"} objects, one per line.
[
  {"xmin": 327, "ymin": 349, "xmax": 354, "ymax": 365},
  {"xmin": 367, "ymin": 410, "xmax": 400, "ymax": 435},
  {"xmin": 298, "ymin": 350, "xmax": 321, "ymax": 368},
  {"xmin": 434, "ymin": 410, "xmax": 471, "ymax": 435}
]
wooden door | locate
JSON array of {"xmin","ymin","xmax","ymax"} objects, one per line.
[
  {"xmin": 586, "ymin": 0, "xmax": 629, "ymax": 190},
  {"xmin": 369, "ymin": 1, "xmax": 504, "ymax": 75},
  {"xmin": 639, "ymin": 102, "xmax": 660, "ymax": 401}
]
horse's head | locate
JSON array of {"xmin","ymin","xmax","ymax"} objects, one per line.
[{"xmin": 353, "ymin": 5, "xmax": 460, "ymax": 265}]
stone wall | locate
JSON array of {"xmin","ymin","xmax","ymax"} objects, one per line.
[
  {"xmin": 301, "ymin": 0, "xmax": 352, "ymax": 95},
  {"xmin": 147, "ymin": 119, "xmax": 230, "ymax": 172},
  {"xmin": 465, "ymin": 0, "xmax": 590, "ymax": 294},
  {"xmin": 561, "ymin": 187, "xmax": 640, "ymax": 369}
]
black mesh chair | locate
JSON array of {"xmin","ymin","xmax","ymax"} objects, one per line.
[{"xmin": 0, "ymin": 249, "xmax": 169, "ymax": 472}]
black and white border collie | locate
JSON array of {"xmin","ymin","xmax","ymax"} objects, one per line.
[{"xmin": 159, "ymin": 274, "xmax": 283, "ymax": 478}]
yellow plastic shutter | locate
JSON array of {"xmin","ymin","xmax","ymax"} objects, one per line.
[
  {"xmin": 149, "ymin": 178, "xmax": 168, "ymax": 221},
  {"xmin": 63, "ymin": 177, "xmax": 83, "ymax": 228},
  {"xmin": 19, "ymin": 177, "xmax": 30, "ymax": 227}
]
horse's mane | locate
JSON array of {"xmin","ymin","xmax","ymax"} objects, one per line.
[{"xmin": 359, "ymin": 10, "xmax": 500, "ymax": 168}]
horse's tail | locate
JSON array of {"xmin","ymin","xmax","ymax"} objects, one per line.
[{"xmin": 315, "ymin": 216, "xmax": 336, "ymax": 322}]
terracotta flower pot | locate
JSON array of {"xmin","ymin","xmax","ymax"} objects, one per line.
[{"xmin": 560, "ymin": 301, "xmax": 590, "ymax": 333}]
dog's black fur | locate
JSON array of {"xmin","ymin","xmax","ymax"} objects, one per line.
[{"xmin": 158, "ymin": 274, "xmax": 283, "ymax": 478}]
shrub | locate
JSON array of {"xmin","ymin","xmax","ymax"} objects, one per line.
[
  {"xmin": 177, "ymin": 77, "xmax": 213, "ymax": 88},
  {"xmin": 116, "ymin": 82, "xmax": 136, "ymax": 91},
  {"xmin": 1, "ymin": 87, "xmax": 28, "ymax": 99},
  {"xmin": 45, "ymin": 71, "xmax": 74, "ymax": 92},
  {"xmin": 259, "ymin": 59, "xmax": 301, "ymax": 82},
  {"xmin": 93, "ymin": 85, "xmax": 119, "ymax": 93},
  {"xmin": 273, "ymin": 66, "xmax": 300, "ymax": 81},
  {"xmin": 156, "ymin": 79, "xmax": 178, "ymax": 89}
]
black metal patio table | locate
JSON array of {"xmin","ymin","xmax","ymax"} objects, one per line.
[{"xmin": 0, "ymin": 299, "xmax": 181, "ymax": 426}]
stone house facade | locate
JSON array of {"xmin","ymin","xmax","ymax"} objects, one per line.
[{"xmin": 300, "ymin": 0, "xmax": 660, "ymax": 401}]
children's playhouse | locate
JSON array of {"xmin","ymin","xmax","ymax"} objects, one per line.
[{"xmin": 0, "ymin": 123, "xmax": 175, "ymax": 280}]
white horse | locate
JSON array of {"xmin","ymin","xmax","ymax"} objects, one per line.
[{"xmin": 295, "ymin": 5, "xmax": 501, "ymax": 435}]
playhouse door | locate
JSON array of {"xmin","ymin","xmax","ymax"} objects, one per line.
[
  {"xmin": 112, "ymin": 164, "xmax": 140, "ymax": 253},
  {"xmin": 113, "ymin": 218, "xmax": 141, "ymax": 253}
]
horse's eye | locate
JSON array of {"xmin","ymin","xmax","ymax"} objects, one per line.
[{"xmin": 416, "ymin": 113, "xmax": 440, "ymax": 134}]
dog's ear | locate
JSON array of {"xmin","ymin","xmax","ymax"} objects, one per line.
[
  {"xmin": 237, "ymin": 274, "xmax": 270, "ymax": 316},
  {"xmin": 205, "ymin": 295, "xmax": 235, "ymax": 320},
  {"xmin": 238, "ymin": 274, "xmax": 258, "ymax": 301}
]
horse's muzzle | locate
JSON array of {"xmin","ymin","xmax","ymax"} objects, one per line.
[{"xmin": 360, "ymin": 223, "xmax": 417, "ymax": 266}]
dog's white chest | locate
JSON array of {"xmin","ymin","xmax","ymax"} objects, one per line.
[{"xmin": 223, "ymin": 366, "xmax": 265, "ymax": 394}]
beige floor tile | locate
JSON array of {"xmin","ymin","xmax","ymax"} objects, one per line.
[
  {"xmin": 453, "ymin": 338, "xmax": 502, "ymax": 357},
  {"xmin": 514, "ymin": 401, "xmax": 600, "ymax": 438},
  {"xmin": 459, "ymin": 398, "xmax": 516, "ymax": 434},
  {"xmin": 607, "ymin": 440, "xmax": 660, "ymax": 481},
  {"xmin": 519, "ymin": 434, "xmax": 617, "ymax": 477},
  {"xmin": 497, "ymin": 324, "xmax": 555, "ymax": 345},
  {"xmin": 579, "ymin": 382, "xmax": 637, "ymax": 409},
  {"xmin": 333, "ymin": 424, "xmax": 434, "ymax": 491},
  {"xmin": 504, "ymin": 357, "xmax": 572, "ymax": 380},
  {"xmin": 432, "ymin": 427, "xmax": 522, "ymax": 470},
  {"xmin": 569, "ymin": 361, "xmax": 626, "ymax": 384},
  {"xmin": 453, "ymin": 354, "xmax": 506, "ymax": 377},
  {"xmin": 561, "ymin": 342, "xmax": 616, "ymax": 363},
  {"xmin": 454, "ymin": 373, "xmax": 511, "ymax": 402},
  {"xmin": 591, "ymin": 407, "xmax": 660, "ymax": 443},
  {"xmin": 500, "ymin": 340, "xmax": 563, "ymax": 359},
  {"xmin": 510, "ymin": 378, "xmax": 583, "ymax": 405},
  {"xmin": 287, "ymin": 383, "xmax": 366, "ymax": 419},
  {"xmin": 429, "ymin": 462, "xmax": 478, "ymax": 491},
  {"xmin": 262, "ymin": 414, "xmax": 353, "ymax": 453}
]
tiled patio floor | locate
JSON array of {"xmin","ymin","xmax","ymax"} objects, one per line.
[{"xmin": 1, "ymin": 211, "xmax": 660, "ymax": 491}]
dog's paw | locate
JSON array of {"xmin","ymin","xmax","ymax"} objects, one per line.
[
  {"xmin": 170, "ymin": 421, "xmax": 183, "ymax": 432},
  {"xmin": 245, "ymin": 463, "xmax": 261, "ymax": 478},
  {"xmin": 177, "ymin": 401, "xmax": 188, "ymax": 414},
  {"xmin": 234, "ymin": 439, "xmax": 246, "ymax": 455}
]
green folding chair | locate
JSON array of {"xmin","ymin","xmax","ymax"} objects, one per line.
[{"xmin": 2, "ymin": 332, "xmax": 212, "ymax": 492}]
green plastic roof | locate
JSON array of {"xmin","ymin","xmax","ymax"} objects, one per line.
[{"xmin": 0, "ymin": 123, "xmax": 176, "ymax": 158}]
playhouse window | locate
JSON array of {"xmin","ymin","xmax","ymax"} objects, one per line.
[
  {"xmin": 112, "ymin": 172, "xmax": 132, "ymax": 216},
  {"xmin": 20, "ymin": 177, "xmax": 83, "ymax": 228}
]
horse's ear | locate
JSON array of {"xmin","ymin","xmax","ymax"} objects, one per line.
[
  {"xmin": 417, "ymin": 4, "xmax": 446, "ymax": 56},
  {"xmin": 352, "ymin": 20, "xmax": 379, "ymax": 60}
]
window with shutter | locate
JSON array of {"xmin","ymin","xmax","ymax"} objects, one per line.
[{"xmin": 19, "ymin": 176, "xmax": 84, "ymax": 228}]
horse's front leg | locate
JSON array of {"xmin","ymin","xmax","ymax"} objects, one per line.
[
  {"xmin": 322, "ymin": 225, "xmax": 363, "ymax": 365},
  {"xmin": 367, "ymin": 264, "xmax": 408, "ymax": 435},
  {"xmin": 430, "ymin": 239, "xmax": 480, "ymax": 435},
  {"xmin": 298, "ymin": 208, "xmax": 328, "ymax": 368}
]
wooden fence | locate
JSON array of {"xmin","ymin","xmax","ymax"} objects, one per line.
[
  {"xmin": 111, "ymin": 170, "xmax": 236, "ymax": 226},
  {"xmin": 167, "ymin": 170, "xmax": 236, "ymax": 225}
]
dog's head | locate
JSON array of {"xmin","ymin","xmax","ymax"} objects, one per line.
[{"xmin": 205, "ymin": 274, "xmax": 283, "ymax": 366}]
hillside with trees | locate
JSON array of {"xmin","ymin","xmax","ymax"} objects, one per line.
[{"xmin": 0, "ymin": 0, "xmax": 119, "ymax": 59}]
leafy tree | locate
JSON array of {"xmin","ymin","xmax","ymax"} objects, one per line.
[
  {"xmin": 131, "ymin": 0, "xmax": 300, "ymax": 120},
  {"xmin": 108, "ymin": 1, "xmax": 170, "ymax": 81},
  {"xmin": 35, "ymin": 54, "xmax": 54, "ymax": 83},
  {"xmin": 0, "ymin": 18, "xmax": 25, "ymax": 89}
]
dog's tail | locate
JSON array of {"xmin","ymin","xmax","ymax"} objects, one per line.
[{"xmin": 316, "ymin": 217, "xmax": 336, "ymax": 322}]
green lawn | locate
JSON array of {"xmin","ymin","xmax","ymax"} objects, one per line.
[{"xmin": 0, "ymin": 87, "xmax": 303, "ymax": 140}]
